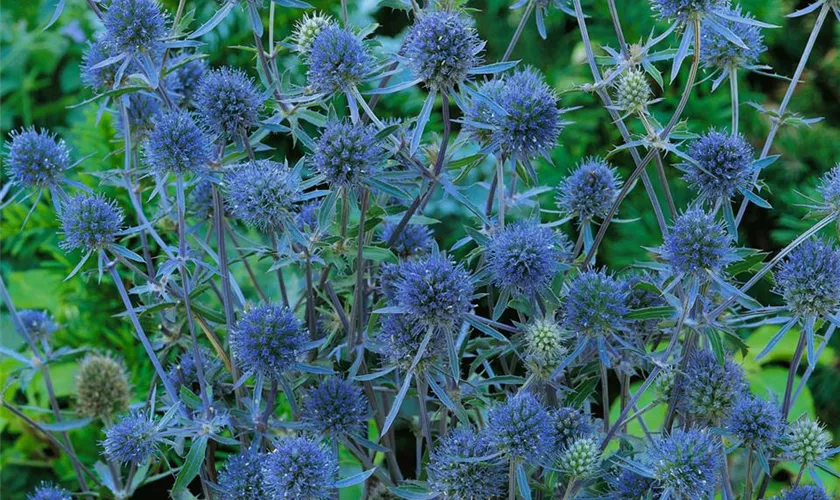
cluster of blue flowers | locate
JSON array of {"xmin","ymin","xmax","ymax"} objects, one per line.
[{"xmin": 6, "ymin": 0, "xmax": 839, "ymax": 499}]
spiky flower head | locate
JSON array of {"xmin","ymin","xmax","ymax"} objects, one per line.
[
  {"xmin": 681, "ymin": 349, "xmax": 745, "ymax": 424},
  {"xmin": 102, "ymin": 0, "xmax": 167, "ymax": 55},
  {"xmin": 169, "ymin": 53, "xmax": 206, "ymax": 103},
  {"xmin": 307, "ymin": 26, "xmax": 370, "ymax": 94},
  {"xmin": 381, "ymin": 222, "xmax": 433, "ymax": 257},
  {"xmin": 726, "ymin": 394, "xmax": 783, "ymax": 450},
  {"xmin": 563, "ymin": 269, "xmax": 629, "ymax": 338},
  {"xmin": 662, "ymin": 207, "xmax": 734, "ymax": 276},
  {"xmin": 428, "ymin": 427, "xmax": 507, "ymax": 499},
  {"xmin": 654, "ymin": 367, "xmax": 677, "ymax": 403},
  {"xmin": 59, "ymin": 194, "xmax": 124, "ymax": 253},
  {"xmin": 224, "ymin": 160, "xmax": 301, "ymax": 232},
  {"xmin": 609, "ymin": 469, "xmax": 660, "ymax": 500},
  {"xmin": 391, "ymin": 254, "xmax": 474, "ymax": 331},
  {"xmin": 786, "ymin": 417, "xmax": 831, "ymax": 466},
  {"xmin": 26, "ymin": 482, "xmax": 72, "ymax": 500},
  {"xmin": 551, "ymin": 406, "xmax": 596, "ymax": 452},
  {"xmin": 625, "ymin": 272, "xmax": 666, "ymax": 338},
  {"xmin": 75, "ymin": 353, "xmax": 131, "ymax": 421},
  {"xmin": 296, "ymin": 201, "xmax": 319, "ymax": 232},
  {"xmin": 647, "ymin": 428, "xmax": 721, "ymax": 498},
  {"xmin": 818, "ymin": 165, "xmax": 840, "ymax": 214},
  {"xmin": 167, "ymin": 347, "xmax": 227, "ymax": 398},
  {"xmin": 312, "ymin": 119, "xmax": 384, "ymax": 188},
  {"xmin": 189, "ymin": 179, "xmax": 217, "ymax": 220},
  {"xmin": 524, "ymin": 318, "xmax": 568, "ymax": 378},
  {"xmin": 403, "ymin": 10, "xmax": 483, "ymax": 90},
  {"xmin": 119, "ymin": 92, "xmax": 162, "ymax": 136},
  {"xmin": 103, "ymin": 411, "xmax": 161, "ymax": 464},
  {"xmin": 493, "ymin": 68, "xmax": 561, "ymax": 159},
  {"xmin": 5, "ymin": 127, "xmax": 71, "ymax": 189},
  {"xmin": 144, "ymin": 110, "xmax": 212, "ymax": 176},
  {"xmin": 379, "ymin": 313, "xmax": 446, "ymax": 371},
  {"xmin": 700, "ymin": 6, "xmax": 766, "ymax": 71},
  {"xmin": 262, "ymin": 437, "xmax": 338, "ymax": 500},
  {"xmin": 559, "ymin": 436, "xmax": 601, "ymax": 478},
  {"xmin": 464, "ymin": 78, "xmax": 505, "ymax": 147},
  {"xmin": 302, "ymin": 378, "xmax": 368, "ymax": 436},
  {"xmin": 776, "ymin": 239, "xmax": 840, "ymax": 317},
  {"xmin": 217, "ymin": 450, "xmax": 269, "ymax": 500},
  {"xmin": 488, "ymin": 221, "xmax": 569, "ymax": 296},
  {"xmin": 651, "ymin": 0, "xmax": 727, "ymax": 22},
  {"xmin": 17, "ymin": 310, "xmax": 58, "ymax": 344},
  {"xmin": 82, "ymin": 38, "xmax": 121, "ymax": 90},
  {"xmin": 777, "ymin": 485, "xmax": 831, "ymax": 500},
  {"xmin": 294, "ymin": 12, "xmax": 334, "ymax": 54},
  {"xmin": 487, "ymin": 393, "xmax": 555, "ymax": 461},
  {"xmin": 231, "ymin": 304, "xmax": 307, "ymax": 378},
  {"xmin": 683, "ymin": 130, "xmax": 754, "ymax": 201},
  {"xmin": 196, "ymin": 67, "xmax": 262, "ymax": 140},
  {"xmin": 556, "ymin": 158, "xmax": 622, "ymax": 221},
  {"xmin": 615, "ymin": 68, "xmax": 652, "ymax": 115}
]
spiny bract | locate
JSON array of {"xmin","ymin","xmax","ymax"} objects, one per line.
[
  {"xmin": 102, "ymin": 0, "xmax": 167, "ymax": 55},
  {"xmin": 391, "ymin": 254, "xmax": 473, "ymax": 331},
  {"xmin": 102, "ymin": 411, "xmax": 160, "ymax": 464},
  {"xmin": 144, "ymin": 109, "xmax": 213, "ymax": 176},
  {"xmin": 662, "ymin": 207, "xmax": 735, "ymax": 276},
  {"xmin": 647, "ymin": 428, "xmax": 722, "ymax": 498},
  {"xmin": 301, "ymin": 378, "xmax": 368, "ymax": 436},
  {"xmin": 563, "ymin": 269, "xmax": 629, "ymax": 339},
  {"xmin": 312, "ymin": 119, "xmax": 383, "ymax": 188},
  {"xmin": 726, "ymin": 394, "xmax": 783, "ymax": 450},
  {"xmin": 196, "ymin": 67, "xmax": 262, "ymax": 140},
  {"xmin": 700, "ymin": 6, "xmax": 766, "ymax": 71},
  {"xmin": 25, "ymin": 482, "xmax": 72, "ymax": 500}
]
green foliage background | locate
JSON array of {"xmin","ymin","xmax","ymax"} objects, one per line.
[{"xmin": 0, "ymin": 0, "xmax": 839, "ymax": 497}]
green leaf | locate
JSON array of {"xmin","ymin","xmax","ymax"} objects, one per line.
[{"xmin": 171, "ymin": 436, "xmax": 208, "ymax": 496}]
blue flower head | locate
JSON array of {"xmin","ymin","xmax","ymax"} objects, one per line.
[
  {"xmin": 488, "ymin": 221, "xmax": 569, "ymax": 296},
  {"xmin": 662, "ymin": 207, "xmax": 735, "ymax": 276},
  {"xmin": 492, "ymin": 68, "xmax": 562, "ymax": 159},
  {"xmin": 103, "ymin": 411, "xmax": 161, "ymax": 464},
  {"xmin": 307, "ymin": 26, "xmax": 370, "ymax": 94},
  {"xmin": 59, "ymin": 194, "xmax": 124, "ymax": 253},
  {"xmin": 681, "ymin": 349, "xmax": 745, "ymax": 424},
  {"xmin": 189, "ymin": 179, "xmax": 217, "ymax": 220},
  {"xmin": 563, "ymin": 269, "xmax": 629, "ymax": 339},
  {"xmin": 487, "ymin": 393, "xmax": 555, "ymax": 461},
  {"xmin": 776, "ymin": 239, "xmax": 840, "ymax": 317},
  {"xmin": 144, "ymin": 110, "xmax": 213, "ymax": 176},
  {"xmin": 392, "ymin": 254, "xmax": 474, "ymax": 331},
  {"xmin": 230, "ymin": 304, "xmax": 307, "ymax": 378},
  {"xmin": 196, "ymin": 67, "xmax": 262, "ymax": 140},
  {"xmin": 403, "ymin": 10, "xmax": 483, "ymax": 90},
  {"xmin": 381, "ymin": 222, "xmax": 433, "ymax": 257},
  {"xmin": 102, "ymin": 0, "xmax": 167, "ymax": 55},
  {"xmin": 379, "ymin": 312, "xmax": 446, "ymax": 370},
  {"xmin": 778, "ymin": 485, "xmax": 830, "ymax": 500},
  {"xmin": 262, "ymin": 437, "xmax": 338, "ymax": 500},
  {"xmin": 17, "ymin": 310, "xmax": 58, "ymax": 343},
  {"xmin": 5, "ymin": 127, "xmax": 71, "ymax": 189},
  {"xmin": 651, "ymin": 0, "xmax": 728, "ymax": 22},
  {"xmin": 118, "ymin": 92, "xmax": 162, "ymax": 137},
  {"xmin": 701, "ymin": 6, "xmax": 766, "ymax": 71},
  {"xmin": 312, "ymin": 119, "xmax": 384, "ymax": 188},
  {"xmin": 684, "ymin": 129, "xmax": 754, "ymax": 201},
  {"xmin": 82, "ymin": 38, "xmax": 120, "ymax": 90},
  {"xmin": 551, "ymin": 406, "xmax": 596, "ymax": 451},
  {"xmin": 625, "ymin": 271, "xmax": 666, "ymax": 338},
  {"xmin": 296, "ymin": 200, "xmax": 319, "ymax": 232},
  {"xmin": 647, "ymin": 428, "xmax": 721, "ymax": 498},
  {"xmin": 609, "ymin": 469, "xmax": 659, "ymax": 500},
  {"xmin": 217, "ymin": 450, "xmax": 269, "ymax": 500},
  {"xmin": 556, "ymin": 158, "xmax": 622, "ymax": 221},
  {"xmin": 818, "ymin": 165, "xmax": 840, "ymax": 214},
  {"xmin": 167, "ymin": 346, "xmax": 227, "ymax": 398},
  {"xmin": 26, "ymin": 482, "xmax": 72, "ymax": 500},
  {"xmin": 169, "ymin": 53, "xmax": 206, "ymax": 103},
  {"xmin": 428, "ymin": 428, "xmax": 507, "ymax": 499},
  {"xmin": 224, "ymin": 160, "xmax": 301, "ymax": 232},
  {"xmin": 726, "ymin": 394, "xmax": 783, "ymax": 450},
  {"xmin": 301, "ymin": 378, "xmax": 368, "ymax": 436}
]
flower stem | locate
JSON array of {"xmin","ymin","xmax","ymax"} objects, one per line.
[{"xmin": 503, "ymin": 0, "xmax": 536, "ymax": 63}]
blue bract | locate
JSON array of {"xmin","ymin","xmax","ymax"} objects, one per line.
[
  {"xmin": 683, "ymin": 129, "xmax": 755, "ymax": 201},
  {"xmin": 487, "ymin": 393, "xmax": 555, "ymax": 461},
  {"xmin": 224, "ymin": 160, "xmax": 301, "ymax": 232},
  {"xmin": 301, "ymin": 378, "xmax": 368, "ymax": 436},
  {"xmin": 776, "ymin": 239, "xmax": 840, "ymax": 318},
  {"xmin": 661, "ymin": 207, "xmax": 735, "ymax": 276},
  {"xmin": 144, "ymin": 109, "xmax": 213, "ymax": 176}
]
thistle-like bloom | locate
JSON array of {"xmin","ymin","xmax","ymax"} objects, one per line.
[
  {"xmin": 82, "ymin": 38, "xmax": 120, "ymax": 90},
  {"xmin": 26, "ymin": 482, "xmax": 72, "ymax": 500},
  {"xmin": 392, "ymin": 254, "xmax": 474, "ymax": 331},
  {"xmin": 230, "ymin": 304, "xmax": 307, "ymax": 378},
  {"xmin": 224, "ymin": 160, "xmax": 301, "ymax": 232},
  {"xmin": 523, "ymin": 318, "xmax": 568, "ymax": 378},
  {"xmin": 217, "ymin": 450, "xmax": 269, "ymax": 500},
  {"xmin": 608, "ymin": 469, "xmax": 659, "ymax": 500},
  {"xmin": 651, "ymin": 0, "xmax": 727, "ymax": 22},
  {"xmin": 103, "ymin": 411, "xmax": 161, "ymax": 464},
  {"xmin": 17, "ymin": 310, "xmax": 58, "ymax": 344},
  {"xmin": 661, "ymin": 207, "xmax": 734, "ymax": 276},
  {"xmin": 293, "ymin": 12, "xmax": 334, "ymax": 54},
  {"xmin": 379, "ymin": 313, "xmax": 446, "ymax": 370},
  {"xmin": 492, "ymin": 68, "xmax": 562, "ymax": 160},
  {"xmin": 307, "ymin": 26, "xmax": 370, "ymax": 94},
  {"xmin": 312, "ymin": 119, "xmax": 384, "ymax": 188},
  {"xmin": 700, "ymin": 6, "xmax": 766, "ymax": 72},
  {"xmin": 144, "ymin": 110, "xmax": 213, "ymax": 176},
  {"xmin": 726, "ymin": 394, "xmax": 782, "ymax": 450},
  {"xmin": 681, "ymin": 349, "xmax": 744, "ymax": 424},
  {"xmin": 296, "ymin": 201, "xmax": 319, "ymax": 232},
  {"xmin": 59, "ymin": 194, "xmax": 124, "ymax": 253},
  {"xmin": 556, "ymin": 158, "xmax": 622, "ymax": 221},
  {"xmin": 683, "ymin": 130, "xmax": 754, "ymax": 201},
  {"xmin": 776, "ymin": 239, "xmax": 840, "ymax": 318},
  {"xmin": 189, "ymin": 179, "xmax": 217, "ymax": 220},
  {"xmin": 170, "ymin": 53, "xmax": 206, "ymax": 103},
  {"xmin": 777, "ymin": 485, "xmax": 830, "ymax": 500},
  {"xmin": 427, "ymin": 428, "xmax": 507, "ymax": 499},
  {"xmin": 301, "ymin": 378, "xmax": 368, "ymax": 436},
  {"xmin": 563, "ymin": 269, "xmax": 629, "ymax": 339},
  {"xmin": 488, "ymin": 221, "xmax": 568, "ymax": 296},
  {"xmin": 167, "ymin": 347, "xmax": 227, "ymax": 398},
  {"xmin": 559, "ymin": 436, "xmax": 601, "ymax": 478},
  {"xmin": 102, "ymin": 0, "xmax": 167, "ymax": 55},
  {"xmin": 5, "ymin": 127, "xmax": 71, "ymax": 189},
  {"xmin": 381, "ymin": 222, "xmax": 433, "ymax": 257},
  {"xmin": 402, "ymin": 10, "xmax": 483, "ymax": 90},
  {"xmin": 196, "ymin": 67, "xmax": 262, "ymax": 140},
  {"xmin": 464, "ymin": 78, "xmax": 505, "ymax": 147},
  {"xmin": 120, "ymin": 92, "xmax": 162, "ymax": 136},
  {"xmin": 786, "ymin": 418, "xmax": 831, "ymax": 466},
  {"xmin": 614, "ymin": 68, "xmax": 652, "ymax": 115},
  {"xmin": 487, "ymin": 393, "xmax": 555, "ymax": 461},
  {"xmin": 551, "ymin": 406, "xmax": 596, "ymax": 451},
  {"xmin": 647, "ymin": 428, "xmax": 721, "ymax": 498},
  {"xmin": 75, "ymin": 353, "xmax": 131, "ymax": 421},
  {"xmin": 817, "ymin": 165, "xmax": 840, "ymax": 214},
  {"xmin": 262, "ymin": 437, "xmax": 338, "ymax": 499}
]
